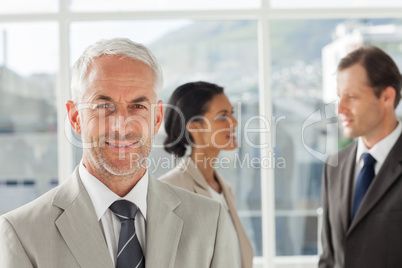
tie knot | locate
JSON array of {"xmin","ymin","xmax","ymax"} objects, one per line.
[
  {"xmin": 362, "ymin": 153, "xmax": 376, "ymax": 167},
  {"xmin": 110, "ymin": 200, "xmax": 138, "ymax": 221}
]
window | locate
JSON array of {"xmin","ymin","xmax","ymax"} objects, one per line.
[
  {"xmin": 0, "ymin": 22, "xmax": 58, "ymax": 214},
  {"xmin": 0, "ymin": 0, "xmax": 57, "ymax": 14},
  {"xmin": 270, "ymin": 19, "xmax": 340, "ymax": 256},
  {"xmin": 271, "ymin": 17, "xmax": 402, "ymax": 261}
]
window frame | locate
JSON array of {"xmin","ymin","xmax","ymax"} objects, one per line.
[{"xmin": 2, "ymin": 0, "xmax": 402, "ymax": 267}]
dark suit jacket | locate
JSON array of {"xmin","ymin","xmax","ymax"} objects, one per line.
[{"xmin": 319, "ymin": 133, "xmax": 402, "ymax": 268}]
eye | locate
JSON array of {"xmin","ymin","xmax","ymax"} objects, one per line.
[
  {"xmin": 129, "ymin": 104, "xmax": 147, "ymax": 110},
  {"xmin": 97, "ymin": 103, "xmax": 109, "ymax": 109},
  {"xmin": 215, "ymin": 114, "xmax": 228, "ymax": 120},
  {"xmin": 96, "ymin": 103, "xmax": 116, "ymax": 112}
]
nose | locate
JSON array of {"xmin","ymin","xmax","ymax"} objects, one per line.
[
  {"xmin": 110, "ymin": 115, "xmax": 128, "ymax": 137},
  {"xmin": 230, "ymin": 114, "xmax": 238, "ymax": 128},
  {"xmin": 337, "ymin": 97, "xmax": 347, "ymax": 115},
  {"xmin": 109, "ymin": 109, "xmax": 136, "ymax": 137}
]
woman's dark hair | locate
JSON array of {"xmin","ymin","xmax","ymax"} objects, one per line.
[
  {"xmin": 338, "ymin": 46, "xmax": 402, "ymax": 108},
  {"xmin": 163, "ymin": 81, "xmax": 224, "ymax": 157}
]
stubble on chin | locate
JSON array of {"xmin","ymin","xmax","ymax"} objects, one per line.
[
  {"xmin": 97, "ymin": 136, "xmax": 153, "ymax": 177},
  {"xmin": 82, "ymin": 122, "xmax": 157, "ymax": 180}
]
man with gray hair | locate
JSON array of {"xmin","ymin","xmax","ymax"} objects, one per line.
[{"xmin": 0, "ymin": 38, "xmax": 238, "ymax": 268}]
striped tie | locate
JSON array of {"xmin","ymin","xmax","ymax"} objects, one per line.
[{"xmin": 110, "ymin": 200, "xmax": 145, "ymax": 268}]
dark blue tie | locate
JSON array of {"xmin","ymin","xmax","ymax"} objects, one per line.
[
  {"xmin": 352, "ymin": 153, "xmax": 376, "ymax": 219},
  {"xmin": 109, "ymin": 200, "xmax": 145, "ymax": 268}
]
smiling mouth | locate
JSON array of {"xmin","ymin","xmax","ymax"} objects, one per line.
[{"xmin": 105, "ymin": 141, "xmax": 138, "ymax": 147}]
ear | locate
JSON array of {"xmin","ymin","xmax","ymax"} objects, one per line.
[
  {"xmin": 186, "ymin": 119, "xmax": 208, "ymax": 145},
  {"xmin": 186, "ymin": 120, "xmax": 202, "ymax": 135},
  {"xmin": 66, "ymin": 100, "xmax": 81, "ymax": 135},
  {"xmin": 153, "ymin": 100, "xmax": 164, "ymax": 135},
  {"xmin": 186, "ymin": 120, "xmax": 199, "ymax": 144},
  {"xmin": 381, "ymin": 86, "xmax": 396, "ymax": 108}
]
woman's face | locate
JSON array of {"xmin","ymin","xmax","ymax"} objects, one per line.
[{"xmin": 188, "ymin": 93, "xmax": 238, "ymax": 151}]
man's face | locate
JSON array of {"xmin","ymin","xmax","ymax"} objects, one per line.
[
  {"xmin": 337, "ymin": 63, "xmax": 386, "ymax": 142},
  {"xmin": 69, "ymin": 55, "xmax": 163, "ymax": 178}
]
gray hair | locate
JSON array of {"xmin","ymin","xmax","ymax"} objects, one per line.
[{"xmin": 71, "ymin": 38, "xmax": 163, "ymax": 102}]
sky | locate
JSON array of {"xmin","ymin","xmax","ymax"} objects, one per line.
[
  {"xmin": 0, "ymin": 23, "xmax": 58, "ymax": 76},
  {"xmin": 1, "ymin": 0, "xmax": 402, "ymax": 76},
  {"xmin": 0, "ymin": 20, "xmax": 191, "ymax": 76},
  {"xmin": 70, "ymin": 20, "xmax": 191, "ymax": 65}
]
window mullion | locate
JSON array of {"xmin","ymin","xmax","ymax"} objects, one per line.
[{"xmin": 57, "ymin": 0, "xmax": 73, "ymax": 182}]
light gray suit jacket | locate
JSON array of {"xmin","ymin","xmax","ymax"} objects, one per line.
[
  {"xmin": 319, "ymin": 133, "xmax": 402, "ymax": 268},
  {"xmin": 0, "ymin": 166, "xmax": 239, "ymax": 268},
  {"xmin": 159, "ymin": 157, "xmax": 254, "ymax": 268}
]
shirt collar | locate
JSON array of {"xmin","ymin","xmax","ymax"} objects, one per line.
[
  {"xmin": 356, "ymin": 121, "xmax": 402, "ymax": 164},
  {"xmin": 79, "ymin": 161, "xmax": 148, "ymax": 221}
]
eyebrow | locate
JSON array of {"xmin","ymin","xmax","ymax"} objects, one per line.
[
  {"xmin": 130, "ymin": 96, "xmax": 151, "ymax": 103},
  {"xmin": 93, "ymin": 95, "xmax": 151, "ymax": 103},
  {"xmin": 216, "ymin": 108, "xmax": 233, "ymax": 115},
  {"xmin": 94, "ymin": 95, "xmax": 113, "ymax": 102}
]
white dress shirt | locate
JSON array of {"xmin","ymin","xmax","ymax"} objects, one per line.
[
  {"xmin": 354, "ymin": 121, "xmax": 402, "ymax": 185},
  {"xmin": 79, "ymin": 162, "xmax": 148, "ymax": 265}
]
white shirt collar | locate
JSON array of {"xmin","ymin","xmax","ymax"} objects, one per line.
[
  {"xmin": 356, "ymin": 121, "xmax": 402, "ymax": 168},
  {"xmin": 79, "ymin": 161, "xmax": 148, "ymax": 221}
]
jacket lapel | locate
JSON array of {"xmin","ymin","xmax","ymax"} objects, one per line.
[
  {"xmin": 179, "ymin": 157, "xmax": 211, "ymax": 197},
  {"xmin": 338, "ymin": 143, "xmax": 357, "ymax": 234},
  {"xmin": 145, "ymin": 176, "xmax": 184, "ymax": 268},
  {"xmin": 348, "ymin": 133, "xmax": 402, "ymax": 234},
  {"xmin": 193, "ymin": 180, "xmax": 211, "ymax": 197},
  {"xmin": 53, "ymin": 168, "xmax": 113, "ymax": 268}
]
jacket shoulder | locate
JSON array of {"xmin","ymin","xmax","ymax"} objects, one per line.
[
  {"xmin": 327, "ymin": 141, "xmax": 357, "ymax": 165},
  {"xmin": 153, "ymin": 177, "xmax": 221, "ymax": 215},
  {"xmin": 158, "ymin": 167, "xmax": 196, "ymax": 192},
  {"xmin": 2, "ymin": 186, "xmax": 61, "ymax": 225}
]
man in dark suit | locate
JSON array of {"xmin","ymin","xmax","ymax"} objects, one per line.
[{"xmin": 319, "ymin": 46, "xmax": 402, "ymax": 268}]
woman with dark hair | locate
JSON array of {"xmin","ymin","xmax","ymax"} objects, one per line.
[{"xmin": 159, "ymin": 81, "xmax": 253, "ymax": 268}]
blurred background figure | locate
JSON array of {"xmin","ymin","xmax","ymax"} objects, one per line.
[
  {"xmin": 320, "ymin": 46, "xmax": 402, "ymax": 268},
  {"xmin": 159, "ymin": 81, "xmax": 254, "ymax": 268}
]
